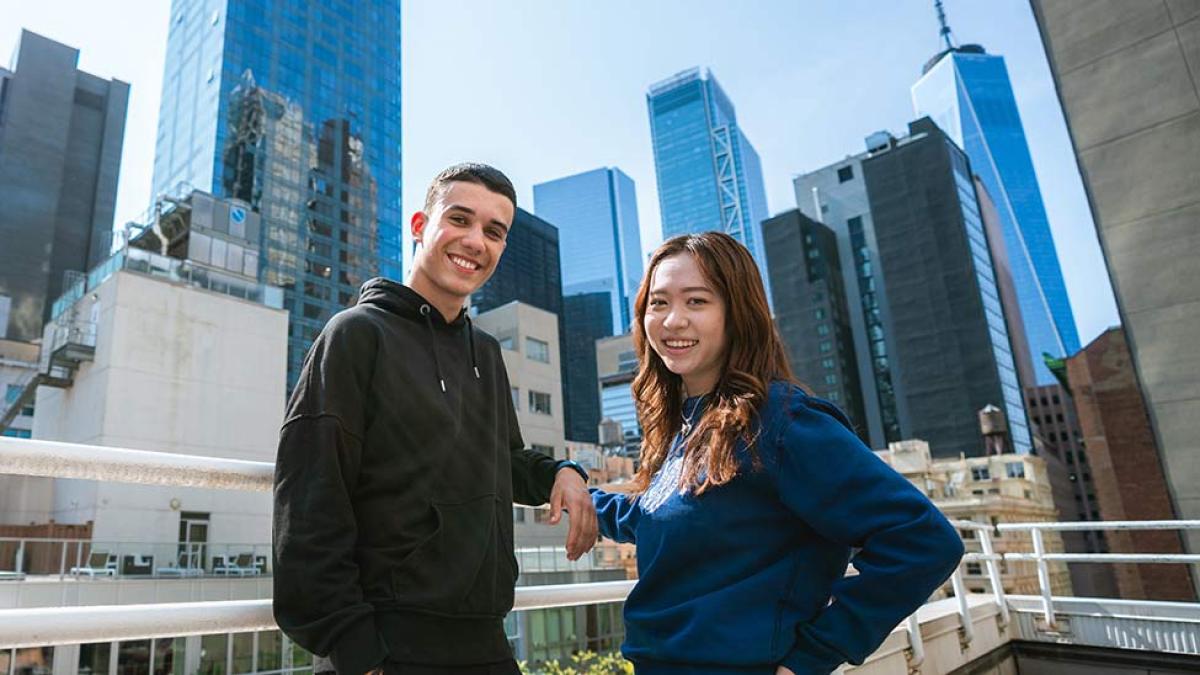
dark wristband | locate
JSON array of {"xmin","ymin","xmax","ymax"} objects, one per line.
[{"xmin": 555, "ymin": 459, "xmax": 589, "ymax": 484}]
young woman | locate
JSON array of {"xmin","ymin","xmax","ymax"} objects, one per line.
[{"xmin": 592, "ymin": 232, "xmax": 964, "ymax": 675}]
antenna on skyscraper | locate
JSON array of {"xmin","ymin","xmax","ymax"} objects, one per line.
[{"xmin": 935, "ymin": 0, "xmax": 957, "ymax": 50}]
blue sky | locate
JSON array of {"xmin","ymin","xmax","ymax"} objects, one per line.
[{"xmin": 1, "ymin": 0, "xmax": 1119, "ymax": 345}]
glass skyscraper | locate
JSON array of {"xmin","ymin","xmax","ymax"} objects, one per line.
[
  {"xmin": 646, "ymin": 68, "xmax": 771, "ymax": 289},
  {"xmin": 533, "ymin": 167, "xmax": 643, "ymax": 335},
  {"xmin": 151, "ymin": 0, "xmax": 402, "ymax": 388},
  {"xmin": 912, "ymin": 45, "xmax": 1078, "ymax": 384}
]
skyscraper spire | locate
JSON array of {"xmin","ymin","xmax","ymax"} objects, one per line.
[{"xmin": 935, "ymin": 0, "xmax": 956, "ymax": 50}]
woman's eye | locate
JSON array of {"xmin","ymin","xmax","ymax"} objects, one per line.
[{"xmin": 687, "ymin": 297, "xmax": 707, "ymax": 306}]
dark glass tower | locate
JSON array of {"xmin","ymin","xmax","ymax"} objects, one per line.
[
  {"xmin": 0, "ymin": 31, "xmax": 128, "ymax": 341},
  {"xmin": 762, "ymin": 209, "xmax": 867, "ymax": 439},
  {"xmin": 862, "ymin": 117, "xmax": 1032, "ymax": 457},
  {"xmin": 471, "ymin": 209, "xmax": 562, "ymax": 319},
  {"xmin": 561, "ymin": 292, "xmax": 613, "ymax": 443},
  {"xmin": 151, "ymin": 0, "xmax": 401, "ymax": 388}
]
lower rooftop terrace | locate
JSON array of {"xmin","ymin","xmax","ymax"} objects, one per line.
[{"xmin": 1, "ymin": 437, "xmax": 1198, "ymax": 674}]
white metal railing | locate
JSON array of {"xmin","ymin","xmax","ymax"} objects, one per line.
[
  {"xmin": 996, "ymin": 520, "xmax": 1200, "ymax": 629},
  {"xmin": 0, "ymin": 537, "xmax": 626, "ymax": 579},
  {"xmin": 3, "ymin": 436, "xmax": 1200, "ymax": 662},
  {"xmin": 0, "ymin": 580, "xmax": 638, "ymax": 649}
]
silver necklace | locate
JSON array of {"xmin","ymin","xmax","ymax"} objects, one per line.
[{"xmin": 681, "ymin": 393, "xmax": 707, "ymax": 437}]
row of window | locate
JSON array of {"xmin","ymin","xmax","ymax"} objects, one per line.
[
  {"xmin": 498, "ymin": 336, "xmax": 551, "ymax": 364},
  {"xmin": 511, "ymin": 387, "xmax": 552, "ymax": 416},
  {"xmin": 969, "ymin": 462, "xmax": 1026, "ymax": 481}
]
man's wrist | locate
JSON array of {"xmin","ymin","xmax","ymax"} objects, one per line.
[{"xmin": 555, "ymin": 460, "xmax": 589, "ymax": 484}]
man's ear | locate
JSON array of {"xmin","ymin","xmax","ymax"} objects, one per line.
[{"xmin": 410, "ymin": 211, "xmax": 428, "ymax": 245}]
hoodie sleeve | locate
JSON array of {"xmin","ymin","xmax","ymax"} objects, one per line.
[
  {"xmin": 272, "ymin": 312, "xmax": 388, "ymax": 675},
  {"xmin": 500, "ymin": 366, "xmax": 561, "ymax": 505},
  {"xmin": 774, "ymin": 393, "xmax": 964, "ymax": 675}
]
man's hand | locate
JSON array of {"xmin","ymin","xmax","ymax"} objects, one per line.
[
  {"xmin": 774, "ymin": 667, "xmax": 795, "ymax": 675},
  {"xmin": 547, "ymin": 467, "xmax": 598, "ymax": 560}
]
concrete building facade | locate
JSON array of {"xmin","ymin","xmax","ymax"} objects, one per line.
[
  {"xmin": 1031, "ymin": 0, "xmax": 1200, "ymax": 586},
  {"xmin": 0, "ymin": 30, "xmax": 128, "ymax": 342}
]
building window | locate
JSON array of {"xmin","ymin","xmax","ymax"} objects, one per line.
[
  {"xmin": 525, "ymin": 337, "xmax": 550, "ymax": 364},
  {"xmin": 819, "ymin": 341, "xmax": 832, "ymax": 353},
  {"xmin": 498, "ymin": 336, "xmax": 515, "ymax": 351},
  {"xmin": 529, "ymin": 391, "xmax": 551, "ymax": 415},
  {"xmin": 813, "ymin": 308, "xmax": 826, "ymax": 320},
  {"xmin": 824, "ymin": 374, "xmax": 838, "ymax": 385},
  {"xmin": 971, "ymin": 466, "xmax": 991, "ymax": 481},
  {"xmin": 837, "ymin": 166, "xmax": 854, "ymax": 183},
  {"xmin": 816, "ymin": 324, "xmax": 830, "ymax": 336},
  {"xmin": 511, "ymin": 387, "xmax": 519, "ymax": 410},
  {"xmin": 822, "ymin": 358, "xmax": 835, "ymax": 369},
  {"xmin": 965, "ymin": 562, "xmax": 982, "ymax": 576}
]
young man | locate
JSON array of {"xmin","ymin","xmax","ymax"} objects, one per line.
[{"xmin": 273, "ymin": 163, "xmax": 597, "ymax": 675}]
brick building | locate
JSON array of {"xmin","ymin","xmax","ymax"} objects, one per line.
[{"xmin": 1065, "ymin": 328, "xmax": 1195, "ymax": 601}]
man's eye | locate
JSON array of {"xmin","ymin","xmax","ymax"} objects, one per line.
[{"xmin": 450, "ymin": 215, "xmax": 467, "ymax": 225}]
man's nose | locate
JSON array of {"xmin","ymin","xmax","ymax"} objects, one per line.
[{"xmin": 460, "ymin": 225, "xmax": 485, "ymax": 253}]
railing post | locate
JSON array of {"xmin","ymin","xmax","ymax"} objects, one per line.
[
  {"xmin": 1031, "ymin": 527, "xmax": 1056, "ymax": 628},
  {"xmin": 15, "ymin": 540, "xmax": 24, "ymax": 574},
  {"xmin": 950, "ymin": 567, "xmax": 974, "ymax": 647},
  {"xmin": 978, "ymin": 528, "xmax": 1009, "ymax": 627},
  {"xmin": 58, "ymin": 541, "xmax": 68, "ymax": 580},
  {"xmin": 905, "ymin": 612, "xmax": 925, "ymax": 672}
]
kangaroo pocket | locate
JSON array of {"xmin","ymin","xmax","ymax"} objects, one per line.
[{"xmin": 391, "ymin": 494, "xmax": 514, "ymax": 616}]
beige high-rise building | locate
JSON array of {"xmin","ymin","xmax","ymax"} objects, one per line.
[{"xmin": 876, "ymin": 439, "xmax": 1072, "ymax": 597}]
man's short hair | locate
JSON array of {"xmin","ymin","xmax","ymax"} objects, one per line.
[{"xmin": 423, "ymin": 163, "xmax": 517, "ymax": 213}]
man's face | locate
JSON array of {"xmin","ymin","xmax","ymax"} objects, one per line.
[{"xmin": 410, "ymin": 181, "xmax": 513, "ymax": 306}]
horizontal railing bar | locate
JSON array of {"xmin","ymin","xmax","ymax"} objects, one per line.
[
  {"xmin": 948, "ymin": 519, "xmax": 992, "ymax": 530},
  {"xmin": 0, "ymin": 580, "xmax": 637, "ymax": 649},
  {"xmin": 996, "ymin": 520, "xmax": 1200, "ymax": 532},
  {"xmin": 0, "ymin": 438, "xmax": 272, "ymax": 491},
  {"xmin": 1004, "ymin": 553, "xmax": 1200, "ymax": 563}
]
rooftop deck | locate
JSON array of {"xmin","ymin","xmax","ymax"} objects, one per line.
[{"xmin": 2, "ymin": 437, "xmax": 1198, "ymax": 673}]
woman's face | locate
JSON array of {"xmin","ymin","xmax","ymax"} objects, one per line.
[{"xmin": 644, "ymin": 253, "xmax": 729, "ymax": 396}]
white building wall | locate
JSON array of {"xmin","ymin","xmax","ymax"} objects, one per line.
[{"xmin": 31, "ymin": 271, "xmax": 287, "ymax": 548}]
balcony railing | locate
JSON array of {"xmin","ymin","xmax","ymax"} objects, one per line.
[{"xmin": 2, "ymin": 436, "xmax": 1199, "ymax": 672}]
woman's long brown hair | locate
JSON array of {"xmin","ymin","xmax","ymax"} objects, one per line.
[{"xmin": 629, "ymin": 232, "xmax": 798, "ymax": 496}]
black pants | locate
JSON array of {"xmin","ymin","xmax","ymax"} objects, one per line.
[
  {"xmin": 313, "ymin": 653, "xmax": 520, "ymax": 674},
  {"xmin": 381, "ymin": 660, "xmax": 521, "ymax": 675}
]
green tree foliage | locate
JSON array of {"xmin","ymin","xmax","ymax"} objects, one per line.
[{"xmin": 521, "ymin": 650, "xmax": 633, "ymax": 674}]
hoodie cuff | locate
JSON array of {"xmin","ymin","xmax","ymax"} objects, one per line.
[
  {"xmin": 780, "ymin": 630, "xmax": 846, "ymax": 675},
  {"xmin": 329, "ymin": 615, "xmax": 388, "ymax": 675}
]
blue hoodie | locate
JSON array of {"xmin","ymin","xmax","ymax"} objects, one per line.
[{"xmin": 592, "ymin": 382, "xmax": 964, "ymax": 675}]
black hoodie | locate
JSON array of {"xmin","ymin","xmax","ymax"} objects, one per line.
[{"xmin": 273, "ymin": 278, "xmax": 562, "ymax": 673}]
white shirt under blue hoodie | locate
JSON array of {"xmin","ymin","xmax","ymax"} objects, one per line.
[{"xmin": 592, "ymin": 382, "xmax": 965, "ymax": 675}]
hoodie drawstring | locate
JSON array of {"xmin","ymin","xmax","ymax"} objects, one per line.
[
  {"xmin": 420, "ymin": 304, "xmax": 447, "ymax": 393},
  {"xmin": 464, "ymin": 314, "xmax": 481, "ymax": 379}
]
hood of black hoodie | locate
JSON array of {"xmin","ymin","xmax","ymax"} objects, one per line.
[{"xmin": 356, "ymin": 277, "xmax": 469, "ymax": 327}]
